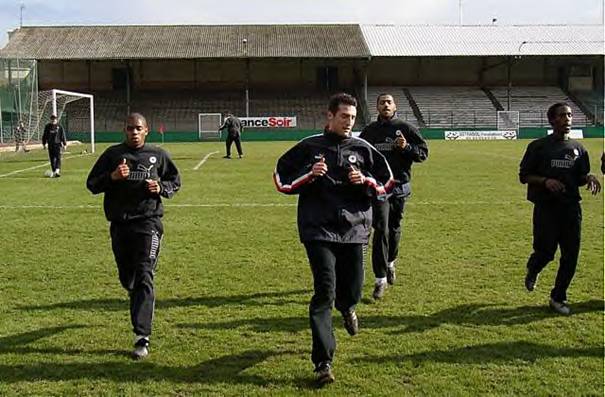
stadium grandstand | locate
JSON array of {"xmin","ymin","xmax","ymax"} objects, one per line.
[{"xmin": 0, "ymin": 23, "xmax": 603, "ymax": 144}]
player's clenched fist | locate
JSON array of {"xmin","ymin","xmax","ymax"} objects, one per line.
[
  {"xmin": 348, "ymin": 165, "xmax": 366, "ymax": 185},
  {"xmin": 146, "ymin": 179, "xmax": 161, "ymax": 194},
  {"xmin": 312, "ymin": 156, "xmax": 328, "ymax": 177},
  {"xmin": 111, "ymin": 158, "xmax": 130, "ymax": 181}
]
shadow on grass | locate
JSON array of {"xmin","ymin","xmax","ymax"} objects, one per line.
[
  {"xmin": 19, "ymin": 289, "xmax": 310, "ymax": 312},
  {"xmin": 359, "ymin": 341, "xmax": 604, "ymax": 365},
  {"xmin": 364, "ymin": 299, "xmax": 604, "ymax": 334},
  {"xmin": 0, "ymin": 349, "xmax": 307, "ymax": 386},
  {"xmin": 178, "ymin": 299, "xmax": 603, "ymax": 334},
  {"xmin": 0, "ymin": 325, "xmax": 125, "ymax": 356},
  {"xmin": 179, "ymin": 315, "xmax": 308, "ymax": 333}
]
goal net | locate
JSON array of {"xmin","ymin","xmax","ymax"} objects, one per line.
[
  {"xmin": 36, "ymin": 89, "xmax": 96, "ymax": 153},
  {"xmin": 198, "ymin": 113, "xmax": 222, "ymax": 140},
  {"xmin": 497, "ymin": 111, "xmax": 520, "ymax": 132}
]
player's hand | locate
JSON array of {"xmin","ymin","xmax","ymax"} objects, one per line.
[
  {"xmin": 146, "ymin": 179, "xmax": 161, "ymax": 194},
  {"xmin": 311, "ymin": 156, "xmax": 328, "ymax": 177},
  {"xmin": 395, "ymin": 136, "xmax": 407, "ymax": 150},
  {"xmin": 111, "ymin": 158, "xmax": 130, "ymax": 181},
  {"xmin": 586, "ymin": 174, "xmax": 601, "ymax": 195},
  {"xmin": 348, "ymin": 165, "xmax": 366, "ymax": 185},
  {"xmin": 544, "ymin": 178, "xmax": 566, "ymax": 193}
]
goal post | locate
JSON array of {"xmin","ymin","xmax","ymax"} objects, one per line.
[
  {"xmin": 198, "ymin": 113, "xmax": 222, "ymax": 140},
  {"xmin": 497, "ymin": 110, "xmax": 520, "ymax": 132},
  {"xmin": 49, "ymin": 89, "xmax": 95, "ymax": 153}
]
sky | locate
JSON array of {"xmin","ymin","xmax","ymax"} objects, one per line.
[{"xmin": 0, "ymin": 0, "xmax": 603, "ymax": 47}]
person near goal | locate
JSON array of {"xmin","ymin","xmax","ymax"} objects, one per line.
[
  {"xmin": 359, "ymin": 93, "xmax": 428, "ymax": 300},
  {"xmin": 86, "ymin": 113, "xmax": 181, "ymax": 359},
  {"xmin": 274, "ymin": 93, "xmax": 394, "ymax": 386},
  {"xmin": 219, "ymin": 112, "xmax": 244, "ymax": 159},
  {"xmin": 42, "ymin": 114, "xmax": 67, "ymax": 177},
  {"xmin": 519, "ymin": 102, "xmax": 601, "ymax": 315}
]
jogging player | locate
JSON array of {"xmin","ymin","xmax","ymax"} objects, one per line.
[
  {"xmin": 359, "ymin": 93, "xmax": 428, "ymax": 299},
  {"xmin": 520, "ymin": 102, "xmax": 600, "ymax": 315},
  {"xmin": 274, "ymin": 93, "xmax": 394, "ymax": 385},
  {"xmin": 86, "ymin": 113, "xmax": 181, "ymax": 359}
]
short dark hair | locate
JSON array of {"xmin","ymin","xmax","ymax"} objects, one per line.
[
  {"xmin": 127, "ymin": 112, "xmax": 148, "ymax": 128},
  {"xmin": 328, "ymin": 93, "xmax": 357, "ymax": 115},
  {"xmin": 376, "ymin": 93, "xmax": 394, "ymax": 105},
  {"xmin": 50, "ymin": 114, "xmax": 57, "ymax": 119},
  {"xmin": 547, "ymin": 102, "xmax": 570, "ymax": 124}
]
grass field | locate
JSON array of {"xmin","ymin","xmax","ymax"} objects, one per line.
[{"xmin": 0, "ymin": 139, "xmax": 603, "ymax": 396}]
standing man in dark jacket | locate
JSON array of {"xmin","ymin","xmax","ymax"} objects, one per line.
[
  {"xmin": 86, "ymin": 113, "xmax": 181, "ymax": 359},
  {"xmin": 360, "ymin": 94, "xmax": 428, "ymax": 299},
  {"xmin": 274, "ymin": 93, "xmax": 394, "ymax": 386},
  {"xmin": 42, "ymin": 114, "xmax": 67, "ymax": 177},
  {"xmin": 520, "ymin": 102, "xmax": 600, "ymax": 315},
  {"xmin": 219, "ymin": 112, "xmax": 244, "ymax": 159}
]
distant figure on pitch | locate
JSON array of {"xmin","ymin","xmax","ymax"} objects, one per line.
[
  {"xmin": 86, "ymin": 113, "xmax": 181, "ymax": 359},
  {"xmin": 520, "ymin": 102, "xmax": 601, "ymax": 315},
  {"xmin": 359, "ymin": 94, "xmax": 428, "ymax": 300},
  {"xmin": 14, "ymin": 120, "xmax": 29, "ymax": 152},
  {"xmin": 274, "ymin": 93, "xmax": 394, "ymax": 385},
  {"xmin": 219, "ymin": 112, "xmax": 244, "ymax": 159},
  {"xmin": 42, "ymin": 114, "xmax": 67, "ymax": 177}
]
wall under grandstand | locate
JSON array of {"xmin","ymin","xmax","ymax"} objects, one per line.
[{"xmin": 66, "ymin": 126, "xmax": 604, "ymax": 144}]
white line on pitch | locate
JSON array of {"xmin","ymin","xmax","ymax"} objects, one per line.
[
  {"xmin": 193, "ymin": 151, "xmax": 219, "ymax": 170},
  {"xmin": 0, "ymin": 153, "xmax": 91, "ymax": 178}
]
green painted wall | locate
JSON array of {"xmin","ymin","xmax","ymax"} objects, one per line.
[{"xmin": 69, "ymin": 126, "xmax": 604, "ymax": 143}]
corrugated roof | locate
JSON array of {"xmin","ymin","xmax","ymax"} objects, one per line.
[
  {"xmin": 361, "ymin": 25, "xmax": 604, "ymax": 56},
  {"xmin": 0, "ymin": 25, "xmax": 370, "ymax": 60}
]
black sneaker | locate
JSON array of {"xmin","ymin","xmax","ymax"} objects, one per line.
[
  {"xmin": 131, "ymin": 338, "xmax": 150, "ymax": 360},
  {"xmin": 223, "ymin": 155, "xmax": 231, "ymax": 159},
  {"xmin": 386, "ymin": 265, "xmax": 396, "ymax": 285},
  {"xmin": 524, "ymin": 268, "xmax": 538, "ymax": 292},
  {"xmin": 372, "ymin": 282, "xmax": 387, "ymax": 300},
  {"xmin": 342, "ymin": 310, "xmax": 358, "ymax": 336},
  {"xmin": 314, "ymin": 361, "xmax": 335, "ymax": 385}
]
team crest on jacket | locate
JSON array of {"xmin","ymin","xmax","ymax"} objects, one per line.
[
  {"xmin": 149, "ymin": 156, "xmax": 157, "ymax": 164},
  {"xmin": 348, "ymin": 154, "xmax": 358, "ymax": 164}
]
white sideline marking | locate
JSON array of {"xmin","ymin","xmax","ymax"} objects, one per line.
[
  {"xmin": 0, "ymin": 201, "xmax": 518, "ymax": 210},
  {"xmin": 0, "ymin": 153, "xmax": 91, "ymax": 178},
  {"xmin": 193, "ymin": 151, "xmax": 219, "ymax": 170}
]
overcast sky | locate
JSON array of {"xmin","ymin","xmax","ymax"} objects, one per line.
[{"xmin": 0, "ymin": 0, "xmax": 603, "ymax": 47}]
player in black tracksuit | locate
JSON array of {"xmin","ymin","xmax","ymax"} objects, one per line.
[
  {"xmin": 86, "ymin": 113, "xmax": 181, "ymax": 359},
  {"xmin": 42, "ymin": 115, "xmax": 67, "ymax": 177},
  {"xmin": 274, "ymin": 93, "xmax": 394, "ymax": 385},
  {"xmin": 219, "ymin": 113, "xmax": 244, "ymax": 158},
  {"xmin": 519, "ymin": 103, "xmax": 600, "ymax": 315},
  {"xmin": 359, "ymin": 94, "xmax": 428, "ymax": 300}
]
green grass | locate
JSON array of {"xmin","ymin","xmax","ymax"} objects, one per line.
[{"xmin": 0, "ymin": 139, "xmax": 603, "ymax": 396}]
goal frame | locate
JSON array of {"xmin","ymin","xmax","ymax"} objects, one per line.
[
  {"xmin": 51, "ymin": 89, "xmax": 96, "ymax": 153},
  {"xmin": 198, "ymin": 113, "xmax": 222, "ymax": 140}
]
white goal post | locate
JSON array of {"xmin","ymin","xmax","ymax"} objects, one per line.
[
  {"xmin": 497, "ymin": 110, "xmax": 520, "ymax": 132},
  {"xmin": 198, "ymin": 113, "xmax": 222, "ymax": 140},
  {"xmin": 51, "ymin": 89, "xmax": 95, "ymax": 153}
]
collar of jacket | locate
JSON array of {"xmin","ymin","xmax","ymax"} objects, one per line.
[
  {"xmin": 377, "ymin": 115, "xmax": 396, "ymax": 125},
  {"xmin": 323, "ymin": 128, "xmax": 349, "ymax": 142}
]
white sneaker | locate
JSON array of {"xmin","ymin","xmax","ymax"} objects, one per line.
[
  {"xmin": 131, "ymin": 337, "xmax": 150, "ymax": 360},
  {"xmin": 549, "ymin": 298, "xmax": 570, "ymax": 316}
]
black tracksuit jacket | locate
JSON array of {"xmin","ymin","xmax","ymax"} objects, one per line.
[
  {"xmin": 359, "ymin": 117, "xmax": 428, "ymax": 196},
  {"xmin": 86, "ymin": 143, "xmax": 181, "ymax": 222},
  {"xmin": 274, "ymin": 130, "xmax": 394, "ymax": 244}
]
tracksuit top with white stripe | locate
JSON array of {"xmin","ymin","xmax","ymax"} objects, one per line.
[
  {"xmin": 274, "ymin": 130, "xmax": 395, "ymax": 244},
  {"xmin": 86, "ymin": 143, "xmax": 181, "ymax": 223}
]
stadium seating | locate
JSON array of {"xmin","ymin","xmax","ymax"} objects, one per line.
[{"xmin": 489, "ymin": 86, "xmax": 589, "ymax": 127}]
